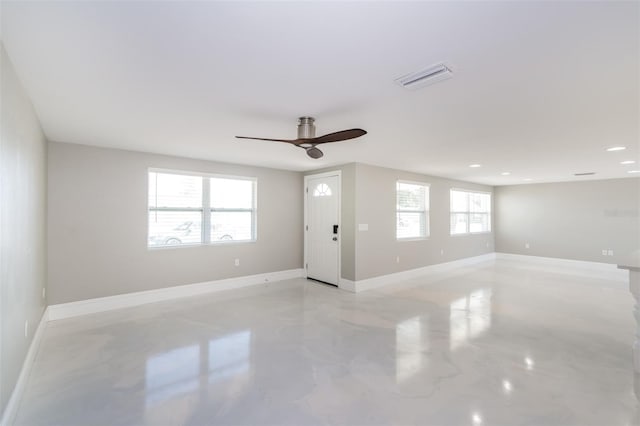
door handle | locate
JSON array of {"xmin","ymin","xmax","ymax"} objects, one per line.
[{"xmin": 333, "ymin": 225, "xmax": 339, "ymax": 234}]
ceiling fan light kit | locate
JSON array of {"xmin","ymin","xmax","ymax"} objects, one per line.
[{"xmin": 236, "ymin": 117, "xmax": 367, "ymax": 159}]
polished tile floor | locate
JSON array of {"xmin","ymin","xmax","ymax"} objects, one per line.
[{"xmin": 14, "ymin": 258, "xmax": 638, "ymax": 426}]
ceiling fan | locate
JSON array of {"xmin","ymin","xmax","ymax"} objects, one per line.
[{"xmin": 236, "ymin": 117, "xmax": 367, "ymax": 159}]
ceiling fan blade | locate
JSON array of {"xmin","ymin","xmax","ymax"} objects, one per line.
[
  {"xmin": 305, "ymin": 147, "xmax": 324, "ymax": 159},
  {"xmin": 311, "ymin": 128, "xmax": 367, "ymax": 144},
  {"xmin": 235, "ymin": 119, "xmax": 366, "ymax": 159},
  {"xmin": 235, "ymin": 136, "xmax": 295, "ymax": 144}
]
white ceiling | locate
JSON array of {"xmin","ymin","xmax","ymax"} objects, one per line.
[{"xmin": 1, "ymin": 1, "xmax": 638, "ymax": 185}]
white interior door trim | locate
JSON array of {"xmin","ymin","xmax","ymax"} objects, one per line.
[{"xmin": 304, "ymin": 170, "xmax": 342, "ymax": 286}]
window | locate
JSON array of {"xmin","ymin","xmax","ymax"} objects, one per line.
[
  {"xmin": 210, "ymin": 177, "xmax": 255, "ymax": 242},
  {"xmin": 313, "ymin": 183, "xmax": 332, "ymax": 197},
  {"xmin": 450, "ymin": 189, "xmax": 491, "ymax": 235},
  {"xmin": 148, "ymin": 170, "xmax": 256, "ymax": 247},
  {"xmin": 396, "ymin": 181, "xmax": 429, "ymax": 239}
]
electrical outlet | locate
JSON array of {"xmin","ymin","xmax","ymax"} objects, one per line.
[
  {"xmin": 486, "ymin": 242, "xmax": 490, "ymax": 248},
  {"xmin": 396, "ymin": 256, "xmax": 400, "ymax": 263},
  {"xmin": 607, "ymin": 250, "xmax": 614, "ymax": 256},
  {"xmin": 24, "ymin": 321, "xmax": 29, "ymax": 338},
  {"xmin": 440, "ymin": 249, "xmax": 444, "ymax": 255},
  {"xmin": 234, "ymin": 258, "xmax": 240, "ymax": 266},
  {"xmin": 602, "ymin": 249, "xmax": 607, "ymax": 256},
  {"xmin": 525, "ymin": 243, "xmax": 530, "ymax": 249},
  {"xmin": 42, "ymin": 287, "xmax": 46, "ymax": 300}
]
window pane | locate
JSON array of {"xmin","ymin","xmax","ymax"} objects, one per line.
[
  {"xmin": 470, "ymin": 213, "xmax": 490, "ymax": 233},
  {"xmin": 210, "ymin": 178, "xmax": 254, "ymax": 209},
  {"xmin": 397, "ymin": 212, "xmax": 426, "ymax": 239},
  {"xmin": 450, "ymin": 190, "xmax": 468, "ymax": 212},
  {"xmin": 313, "ymin": 183, "xmax": 332, "ymax": 197},
  {"xmin": 450, "ymin": 213, "xmax": 468, "ymax": 235},
  {"xmin": 148, "ymin": 211, "xmax": 202, "ymax": 246},
  {"xmin": 470, "ymin": 193, "xmax": 490, "ymax": 213},
  {"xmin": 211, "ymin": 211, "xmax": 253, "ymax": 241},
  {"xmin": 149, "ymin": 173, "xmax": 202, "ymax": 208},
  {"xmin": 397, "ymin": 182, "xmax": 427, "ymax": 211}
]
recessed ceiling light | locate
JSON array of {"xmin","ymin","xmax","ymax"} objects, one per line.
[
  {"xmin": 501, "ymin": 172, "xmax": 511, "ymax": 176},
  {"xmin": 606, "ymin": 146, "xmax": 626, "ymax": 152},
  {"xmin": 621, "ymin": 160, "xmax": 636, "ymax": 165},
  {"xmin": 469, "ymin": 164, "xmax": 482, "ymax": 168},
  {"xmin": 628, "ymin": 170, "xmax": 640, "ymax": 174}
]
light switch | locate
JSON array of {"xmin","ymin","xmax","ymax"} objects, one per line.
[{"xmin": 358, "ymin": 224, "xmax": 369, "ymax": 231}]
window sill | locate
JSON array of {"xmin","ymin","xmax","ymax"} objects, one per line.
[
  {"xmin": 148, "ymin": 239, "xmax": 257, "ymax": 250},
  {"xmin": 397, "ymin": 237, "xmax": 430, "ymax": 242},
  {"xmin": 449, "ymin": 231, "xmax": 492, "ymax": 237}
]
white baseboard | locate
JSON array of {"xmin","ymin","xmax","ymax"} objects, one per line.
[
  {"xmin": 338, "ymin": 278, "xmax": 356, "ymax": 292},
  {"xmin": 1, "ymin": 307, "xmax": 48, "ymax": 426},
  {"xmin": 48, "ymin": 268, "xmax": 304, "ymax": 321},
  {"xmin": 339, "ymin": 253, "xmax": 496, "ymax": 293},
  {"xmin": 495, "ymin": 252, "xmax": 627, "ymax": 278},
  {"xmin": 338, "ymin": 252, "xmax": 628, "ymax": 293}
]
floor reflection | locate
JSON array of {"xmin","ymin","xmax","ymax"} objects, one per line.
[
  {"xmin": 524, "ymin": 356, "xmax": 534, "ymax": 371},
  {"xmin": 396, "ymin": 316, "xmax": 428, "ymax": 383},
  {"xmin": 144, "ymin": 329, "xmax": 252, "ymax": 413},
  {"xmin": 450, "ymin": 288, "xmax": 492, "ymax": 351},
  {"xmin": 145, "ymin": 344, "xmax": 200, "ymax": 405},
  {"xmin": 208, "ymin": 330, "xmax": 251, "ymax": 383}
]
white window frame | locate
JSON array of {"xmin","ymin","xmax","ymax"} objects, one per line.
[
  {"xmin": 396, "ymin": 180, "xmax": 430, "ymax": 240},
  {"xmin": 449, "ymin": 188, "xmax": 492, "ymax": 236},
  {"xmin": 148, "ymin": 168, "xmax": 257, "ymax": 248}
]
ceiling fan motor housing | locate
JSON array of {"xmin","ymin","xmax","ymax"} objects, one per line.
[{"xmin": 297, "ymin": 117, "xmax": 316, "ymax": 139}]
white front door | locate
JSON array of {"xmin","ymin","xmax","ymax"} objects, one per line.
[{"xmin": 305, "ymin": 173, "xmax": 340, "ymax": 286}]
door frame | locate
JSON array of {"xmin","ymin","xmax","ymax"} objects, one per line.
[{"xmin": 304, "ymin": 170, "xmax": 342, "ymax": 286}]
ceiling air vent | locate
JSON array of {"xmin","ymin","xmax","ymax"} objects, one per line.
[
  {"xmin": 574, "ymin": 172, "xmax": 596, "ymax": 176},
  {"xmin": 395, "ymin": 63, "xmax": 453, "ymax": 90}
]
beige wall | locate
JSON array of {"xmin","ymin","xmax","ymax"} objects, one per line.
[
  {"xmin": 495, "ymin": 178, "xmax": 640, "ymax": 264},
  {"xmin": 47, "ymin": 142, "xmax": 303, "ymax": 304},
  {"xmin": 307, "ymin": 163, "xmax": 494, "ymax": 282},
  {"xmin": 0, "ymin": 45, "xmax": 47, "ymax": 418}
]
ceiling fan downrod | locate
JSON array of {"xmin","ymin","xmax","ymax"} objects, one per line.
[{"xmin": 297, "ymin": 116, "xmax": 316, "ymax": 139}]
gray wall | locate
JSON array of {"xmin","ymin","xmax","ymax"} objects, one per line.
[
  {"xmin": 353, "ymin": 163, "xmax": 494, "ymax": 280},
  {"xmin": 495, "ymin": 178, "xmax": 640, "ymax": 264},
  {"xmin": 0, "ymin": 45, "xmax": 47, "ymax": 418},
  {"xmin": 48, "ymin": 142, "xmax": 303, "ymax": 304},
  {"xmin": 307, "ymin": 163, "xmax": 494, "ymax": 282}
]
